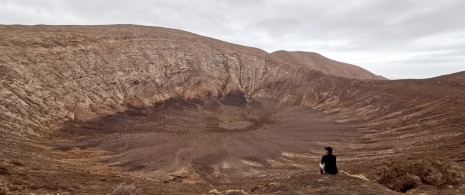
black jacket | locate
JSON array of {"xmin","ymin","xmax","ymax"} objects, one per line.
[{"xmin": 321, "ymin": 154, "xmax": 338, "ymax": 174}]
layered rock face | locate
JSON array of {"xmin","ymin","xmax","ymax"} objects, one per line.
[
  {"xmin": 1, "ymin": 25, "xmax": 464, "ymax": 161},
  {"xmin": 0, "ymin": 25, "xmax": 382, "ymax": 136}
]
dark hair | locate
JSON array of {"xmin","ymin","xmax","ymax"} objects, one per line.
[{"xmin": 324, "ymin": 147, "xmax": 333, "ymax": 154}]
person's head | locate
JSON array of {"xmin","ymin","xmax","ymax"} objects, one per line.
[{"xmin": 324, "ymin": 147, "xmax": 333, "ymax": 154}]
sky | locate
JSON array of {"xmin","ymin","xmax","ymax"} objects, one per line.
[{"xmin": 1, "ymin": 0, "xmax": 464, "ymax": 79}]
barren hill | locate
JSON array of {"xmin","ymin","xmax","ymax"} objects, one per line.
[
  {"xmin": 271, "ymin": 50, "xmax": 385, "ymax": 80},
  {"xmin": 0, "ymin": 25, "xmax": 464, "ymax": 194}
]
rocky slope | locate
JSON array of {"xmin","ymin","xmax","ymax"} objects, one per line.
[
  {"xmin": 0, "ymin": 25, "xmax": 464, "ymax": 194},
  {"xmin": 271, "ymin": 50, "xmax": 385, "ymax": 80},
  {"xmin": 0, "ymin": 25, "xmax": 385, "ymax": 137}
]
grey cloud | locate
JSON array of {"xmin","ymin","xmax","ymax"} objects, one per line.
[{"xmin": 253, "ymin": 17, "xmax": 301, "ymax": 38}]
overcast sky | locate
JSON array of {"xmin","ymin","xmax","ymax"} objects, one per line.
[{"xmin": 1, "ymin": 0, "xmax": 464, "ymax": 79}]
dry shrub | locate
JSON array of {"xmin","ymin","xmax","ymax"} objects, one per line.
[
  {"xmin": 108, "ymin": 183, "xmax": 141, "ymax": 195},
  {"xmin": 377, "ymin": 159, "xmax": 463, "ymax": 192}
]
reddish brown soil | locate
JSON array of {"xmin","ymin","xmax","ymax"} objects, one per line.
[
  {"xmin": 54, "ymin": 105, "xmax": 362, "ymax": 181},
  {"xmin": 0, "ymin": 25, "xmax": 464, "ymax": 194},
  {"xmin": 0, "ymin": 103, "xmax": 392, "ymax": 194},
  {"xmin": 3, "ymin": 98, "xmax": 464, "ymax": 194}
]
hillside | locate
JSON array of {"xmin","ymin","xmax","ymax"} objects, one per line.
[
  {"xmin": 0, "ymin": 25, "xmax": 464, "ymax": 194},
  {"xmin": 271, "ymin": 50, "xmax": 385, "ymax": 80}
]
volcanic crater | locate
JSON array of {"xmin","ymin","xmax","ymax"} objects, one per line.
[{"xmin": 0, "ymin": 25, "xmax": 464, "ymax": 194}]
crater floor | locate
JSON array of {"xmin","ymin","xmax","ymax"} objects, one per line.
[{"xmin": 53, "ymin": 102, "xmax": 363, "ymax": 185}]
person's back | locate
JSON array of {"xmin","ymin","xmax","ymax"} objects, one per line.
[
  {"xmin": 320, "ymin": 147, "xmax": 338, "ymax": 175},
  {"xmin": 321, "ymin": 153, "xmax": 338, "ymax": 174}
]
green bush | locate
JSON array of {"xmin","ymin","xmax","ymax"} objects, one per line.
[{"xmin": 377, "ymin": 159, "xmax": 463, "ymax": 192}]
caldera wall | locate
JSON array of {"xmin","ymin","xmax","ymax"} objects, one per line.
[{"xmin": 1, "ymin": 25, "xmax": 464, "ymax": 152}]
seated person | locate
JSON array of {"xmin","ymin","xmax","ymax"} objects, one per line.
[{"xmin": 320, "ymin": 147, "xmax": 338, "ymax": 175}]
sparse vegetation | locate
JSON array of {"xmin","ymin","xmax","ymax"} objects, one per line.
[
  {"xmin": 0, "ymin": 187, "xmax": 6, "ymax": 195},
  {"xmin": 108, "ymin": 183, "xmax": 141, "ymax": 195},
  {"xmin": 377, "ymin": 159, "xmax": 464, "ymax": 192}
]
